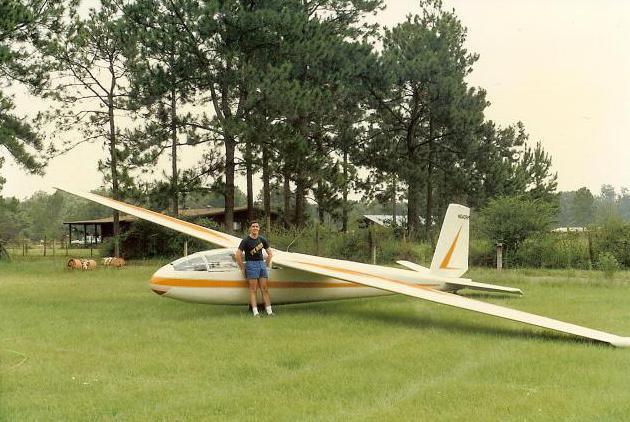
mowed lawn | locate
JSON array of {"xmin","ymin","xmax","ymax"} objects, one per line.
[{"xmin": 2, "ymin": 258, "xmax": 630, "ymax": 421}]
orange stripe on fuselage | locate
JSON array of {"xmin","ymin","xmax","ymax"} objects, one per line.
[{"xmin": 150, "ymin": 277, "xmax": 364, "ymax": 289}]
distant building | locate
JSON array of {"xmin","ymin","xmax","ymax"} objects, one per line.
[
  {"xmin": 359, "ymin": 214, "xmax": 414, "ymax": 228},
  {"xmin": 552, "ymin": 227, "xmax": 587, "ymax": 233}
]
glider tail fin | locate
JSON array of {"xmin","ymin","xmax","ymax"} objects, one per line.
[{"xmin": 430, "ymin": 204, "xmax": 470, "ymax": 278}]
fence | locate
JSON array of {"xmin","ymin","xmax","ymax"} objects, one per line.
[{"xmin": 3, "ymin": 238, "xmax": 101, "ymax": 259}]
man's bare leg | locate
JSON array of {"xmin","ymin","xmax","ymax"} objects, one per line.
[
  {"xmin": 258, "ymin": 277, "xmax": 272, "ymax": 314},
  {"xmin": 248, "ymin": 279, "xmax": 259, "ymax": 315}
]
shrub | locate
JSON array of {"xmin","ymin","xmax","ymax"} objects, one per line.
[
  {"xmin": 597, "ymin": 252, "xmax": 620, "ymax": 279},
  {"xmin": 478, "ymin": 196, "xmax": 556, "ymax": 253}
]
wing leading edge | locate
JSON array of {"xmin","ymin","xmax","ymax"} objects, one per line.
[
  {"xmin": 56, "ymin": 186, "xmax": 241, "ymax": 249},
  {"xmin": 274, "ymin": 253, "xmax": 630, "ymax": 347}
]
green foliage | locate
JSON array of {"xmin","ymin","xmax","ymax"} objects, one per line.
[
  {"xmin": 0, "ymin": 0, "xmax": 65, "ymax": 186},
  {"xmin": 514, "ymin": 233, "xmax": 590, "ymax": 269},
  {"xmin": 478, "ymin": 196, "xmax": 556, "ymax": 251},
  {"xmin": 572, "ymin": 187, "xmax": 595, "ymax": 226},
  {"xmin": 597, "ymin": 252, "xmax": 620, "ymax": 279}
]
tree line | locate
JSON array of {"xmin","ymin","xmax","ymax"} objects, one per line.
[{"xmin": 1, "ymin": 0, "xmax": 557, "ymax": 256}]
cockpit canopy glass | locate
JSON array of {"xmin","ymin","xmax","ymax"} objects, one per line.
[
  {"xmin": 171, "ymin": 254, "xmax": 207, "ymax": 271},
  {"xmin": 171, "ymin": 250, "xmax": 238, "ymax": 272}
]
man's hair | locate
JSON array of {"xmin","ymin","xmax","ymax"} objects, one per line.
[{"xmin": 249, "ymin": 221, "xmax": 260, "ymax": 227}]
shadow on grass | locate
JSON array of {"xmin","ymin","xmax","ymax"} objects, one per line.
[
  {"xmin": 281, "ymin": 299, "xmax": 606, "ymax": 349},
  {"xmin": 151, "ymin": 295, "xmax": 609, "ymax": 349}
]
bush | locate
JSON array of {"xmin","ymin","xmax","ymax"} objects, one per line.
[
  {"xmin": 478, "ymin": 196, "xmax": 556, "ymax": 253},
  {"xmin": 515, "ymin": 233, "xmax": 590, "ymax": 269},
  {"xmin": 597, "ymin": 252, "xmax": 620, "ymax": 279}
]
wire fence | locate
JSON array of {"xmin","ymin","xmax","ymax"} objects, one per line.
[{"xmin": 2, "ymin": 239, "xmax": 101, "ymax": 259}]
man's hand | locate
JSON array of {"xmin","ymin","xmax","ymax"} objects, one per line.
[{"xmin": 266, "ymin": 248, "xmax": 273, "ymax": 268}]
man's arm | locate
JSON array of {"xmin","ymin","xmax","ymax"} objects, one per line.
[
  {"xmin": 235, "ymin": 248, "xmax": 245, "ymax": 274},
  {"xmin": 265, "ymin": 248, "xmax": 273, "ymax": 268}
]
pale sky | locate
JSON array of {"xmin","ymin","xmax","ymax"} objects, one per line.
[{"xmin": 2, "ymin": 0, "xmax": 630, "ymax": 199}]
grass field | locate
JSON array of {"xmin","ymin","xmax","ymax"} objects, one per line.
[{"xmin": 2, "ymin": 258, "xmax": 630, "ymax": 421}]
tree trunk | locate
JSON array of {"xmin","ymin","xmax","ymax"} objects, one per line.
[
  {"xmin": 170, "ymin": 86, "xmax": 179, "ymax": 216},
  {"xmin": 108, "ymin": 88, "xmax": 120, "ymax": 258},
  {"xmin": 224, "ymin": 135, "xmax": 236, "ymax": 231},
  {"xmin": 407, "ymin": 178, "xmax": 421, "ymax": 239},
  {"xmin": 245, "ymin": 140, "xmax": 254, "ymax": 224},
  {"xmin": 262, "ymin": 146, "xmax": 271, "ymax": 229},
  {"xmin": 295, "ymin": 177, "xmax": 306, "ymax": 228},
  {"xmin": 426, "ymin": 127, "xmax": 434, "ymax": 246},
  {"xmin": 283, "ymin": 164, "xmax": 291, "ymax": 227},
  {"xmin": 392, "ymin": 175, "xmax": 397, "ymax": 226},
  {"xmin": 316, "ymin": 183, "xmax": 324, "ymax": 224},
  {"xmin": 341, "ymin": 150, "xmax": 349, "ymax": 232}
]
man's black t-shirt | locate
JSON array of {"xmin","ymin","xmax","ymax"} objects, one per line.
[{"xmin": 238, "ymin": 235, "xmax": 269, "ymax": 261}]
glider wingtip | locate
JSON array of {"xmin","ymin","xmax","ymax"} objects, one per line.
[{"xmin": 609, "ymin": 337, "xmax": 630, "ymax": 348}]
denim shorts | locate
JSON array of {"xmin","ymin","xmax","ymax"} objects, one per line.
[{"xmin": 245, "ymin": 260, "xmax": 269, "ymax": 279}]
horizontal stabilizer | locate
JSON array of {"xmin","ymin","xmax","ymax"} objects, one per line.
[
  {"xmin": 445, "ymin": 279, "xmax": 523, "ymax": 295},
  {"xmin": 397, "ymin": 260, "xmax": 430, "ymax": 273}
]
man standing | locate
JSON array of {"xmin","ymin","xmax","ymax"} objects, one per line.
[{"xmin": 236, "ymin": 221, "xmax": 274, "ymax": 317}]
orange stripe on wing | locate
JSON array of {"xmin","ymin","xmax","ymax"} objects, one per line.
[
  {"xmin": 99, "ymin": 196, "xmax": 237, "ymax": 244},
  {"xmin": 292, "ymin": 261, "xmax": 441, "ymax": 290}
]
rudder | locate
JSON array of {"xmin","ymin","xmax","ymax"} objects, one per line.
[{"xmin": 430, "ymin": 204, "xmax": 469, "ymax": 278}]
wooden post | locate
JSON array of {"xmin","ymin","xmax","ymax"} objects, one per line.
[
  {"xmin": 315, "ymin": 223, "xmax": 320, "ymax": 256},
  {"xmin": 587, "ymin": 230, "xmax": 593, "ymax": 270},
  {"xmin": 44, "ymin": 235, "xmax": 47, "ymax": 256},
  {"xmin": 83, "ymin": 224, "xmax": 87, "ymax": 250},
  {"xmin": 52, "ymin": 239, "xmax": 56, "ymax": 256},
  {"xmin": 369, "ymin": 226, "xmax": 376, "ymax": 264},
  {"xmin": 184, "ymin": 240, "xmax": 188, "ymax": 257},
  {"xmin": 496, "ymin": 243, "xmax": 503, "ymax": 270}
]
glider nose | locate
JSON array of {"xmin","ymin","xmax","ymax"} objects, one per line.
[
  {"xmin": 151, "ymin": 285, "xmax": 169, "ymax": 296},
  {"xmin": 149, "ymin": 266, "xmax": 171, "ymax": 296}
]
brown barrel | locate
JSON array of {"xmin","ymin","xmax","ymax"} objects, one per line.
[{"xmin": 67, "ymin": 258, "xmax": 83, "ymax": 269}]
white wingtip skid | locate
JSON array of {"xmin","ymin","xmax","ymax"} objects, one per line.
[
  {"xmin": 610, "ymin": 337, "xmax": 630, "ymax": 348},
  {"xmin": 430, "ymin": 204, "xmax": 470, "ymax": 278}
]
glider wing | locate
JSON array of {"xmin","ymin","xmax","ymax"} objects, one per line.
[
  {"xmin": 275, "ymin": 252, "xmax": 629, "ymax": 347},
  {"xmin": 56, "ymin": 186, "xmax": 241, "ymax": 249}
]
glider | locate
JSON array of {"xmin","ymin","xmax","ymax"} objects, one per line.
[{"xmin": 56, "ymin": 186, "xmax": 630, "ymax": 347}]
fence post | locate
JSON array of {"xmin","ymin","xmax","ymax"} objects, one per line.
[
  {"xmin": 44, "ymin": 235, "xmax": 47, "ymax": 257},
  {"xmin": 52, "ymin": 239, "xmax": 56, "ymax": 256},
  {"xmin": 496, "ymin": 243, "xmax": 503, "ymax": 271},
  {"xmin": 369, "ymin": 226, "xmax": 376, "ymax": 264},
  {"xmin": 315, "ymin": 223, "xmax": 320, "ymax": 256},
  {"xmin": 184, "ymin": 240, "xmax": 188, "ymax": 257}
]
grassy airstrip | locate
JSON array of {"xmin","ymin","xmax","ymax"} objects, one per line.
[{"xmin": 2, "ymin": 258, "xmax": 630, "ymax": 421}]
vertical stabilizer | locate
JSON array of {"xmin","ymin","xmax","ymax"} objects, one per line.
[{"xmin": 430, "ymin": 204, "xmax": 470, "ymax": 278}]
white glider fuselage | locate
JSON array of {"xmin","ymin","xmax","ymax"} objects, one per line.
[{"xmin": 150, "ymin": 248, "xmax": 456, "ymax": 305}]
